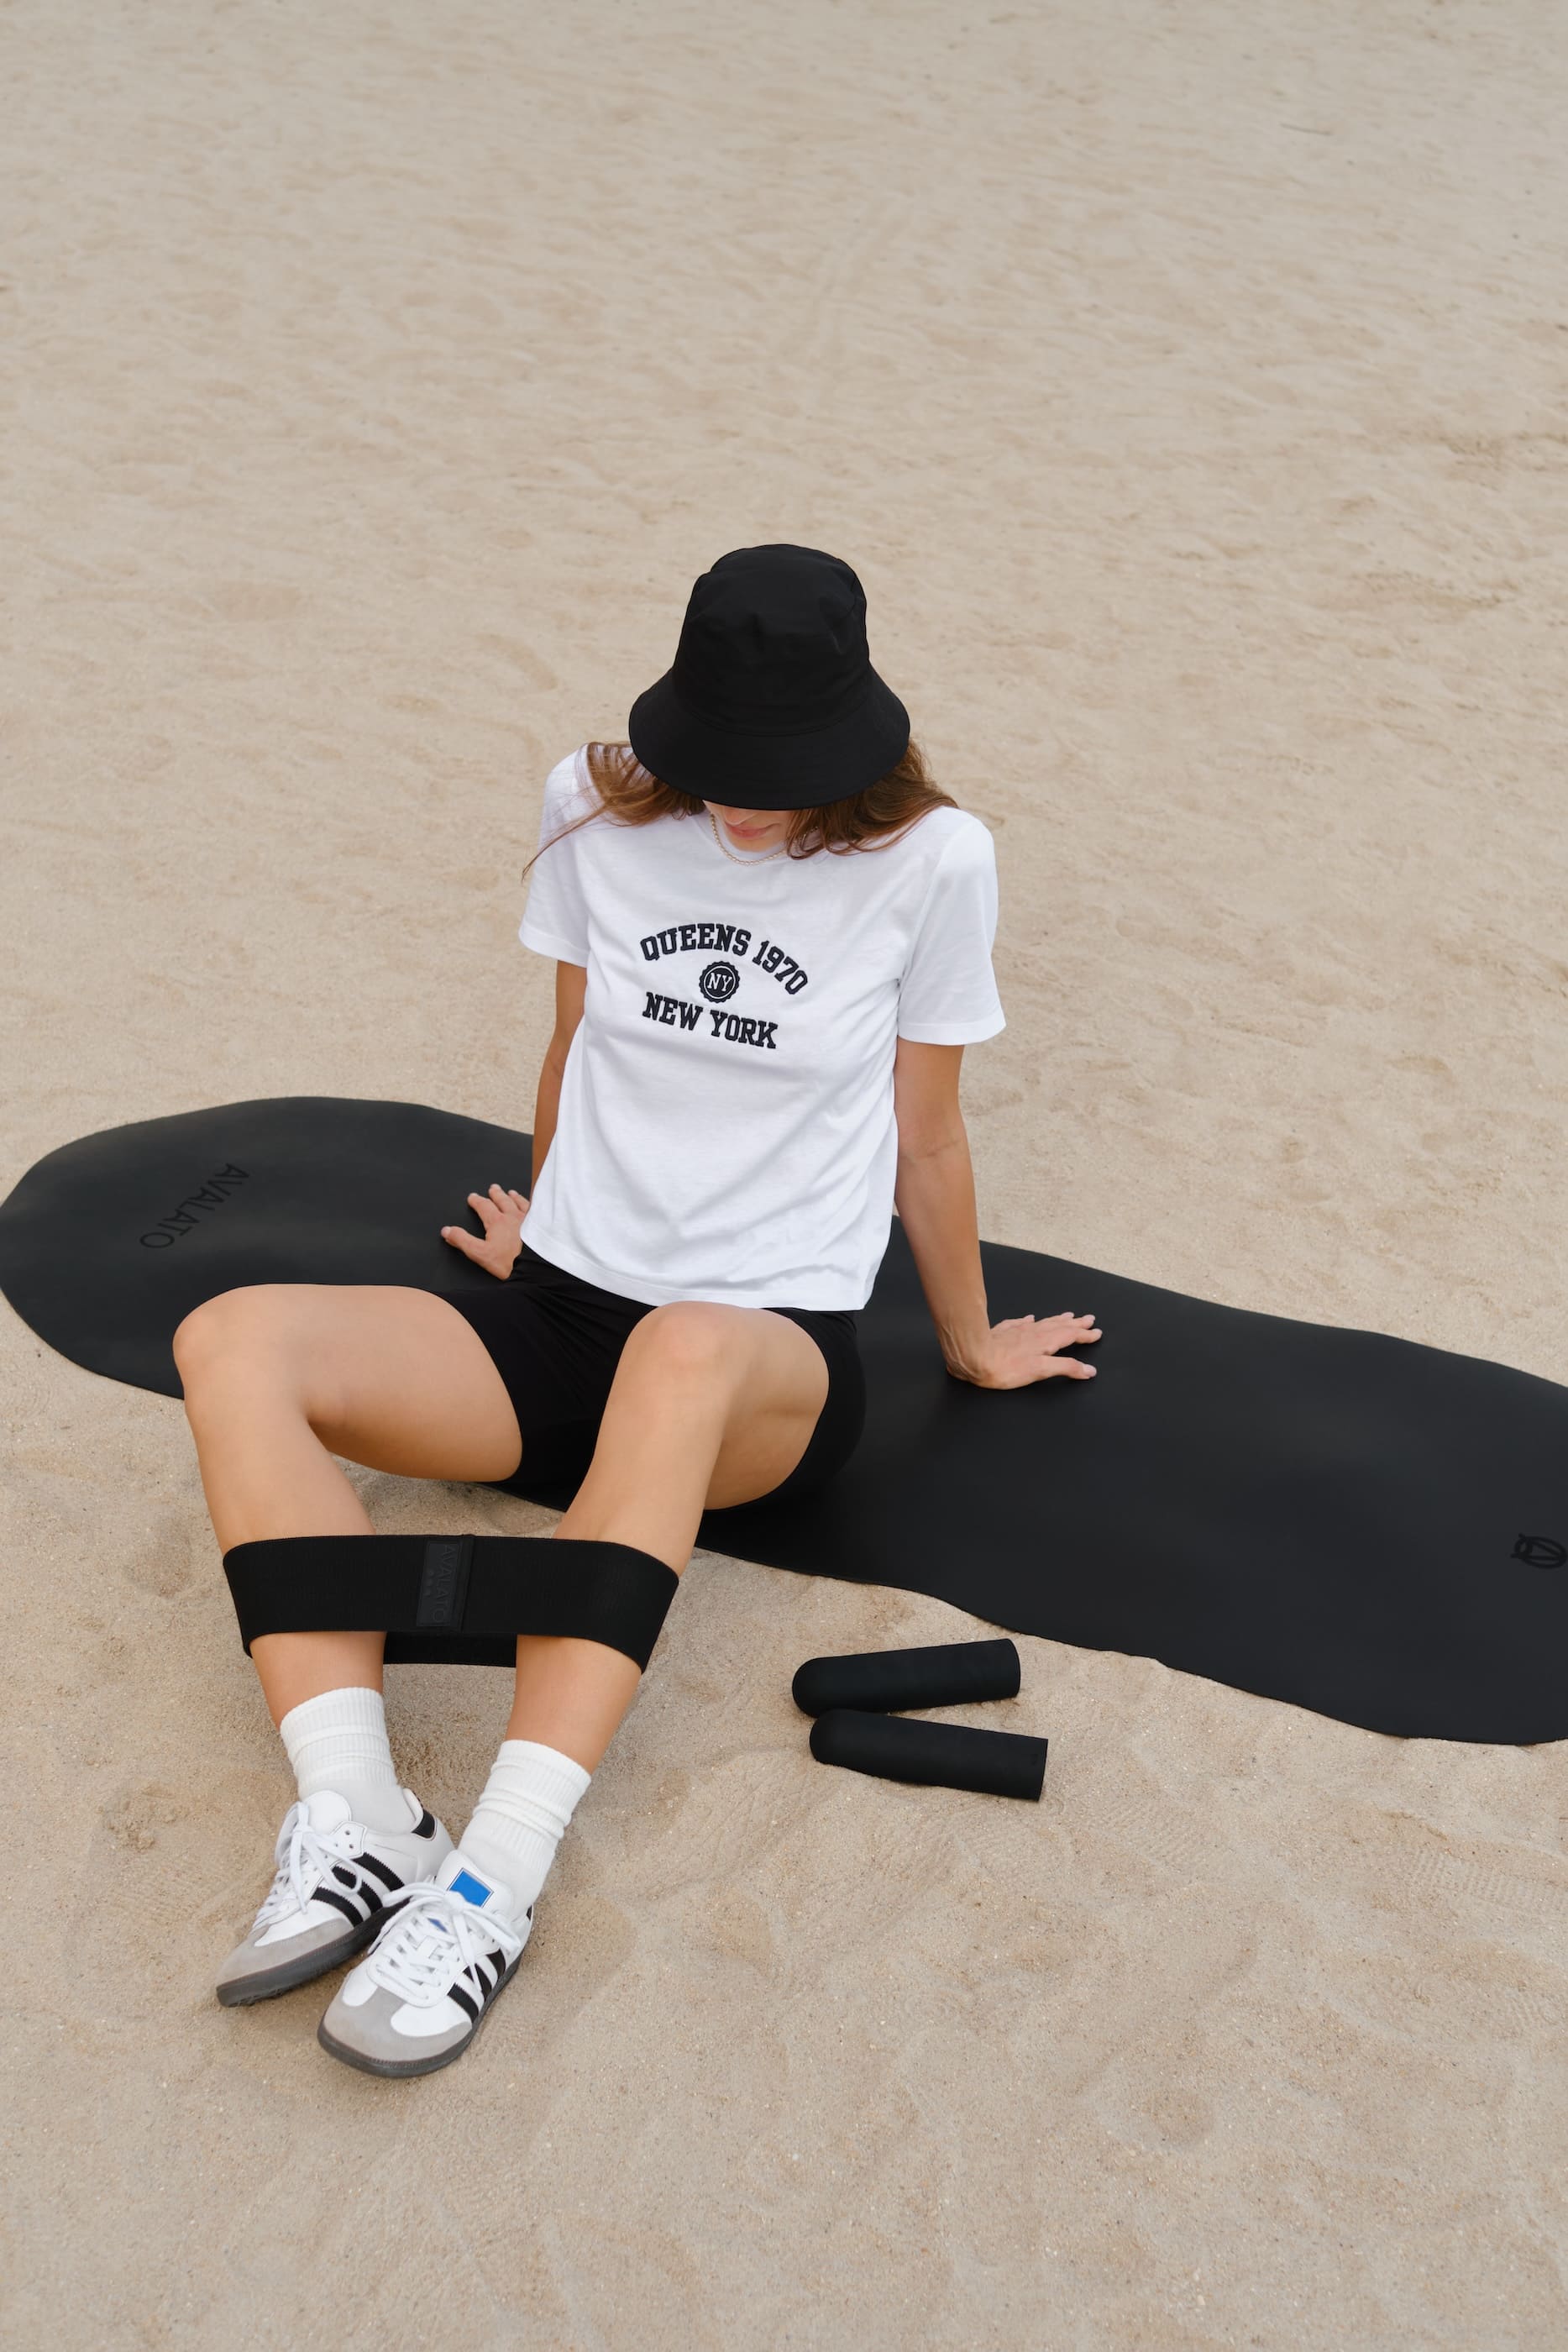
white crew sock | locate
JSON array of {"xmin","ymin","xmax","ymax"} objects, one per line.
[
  {"xmin": 458, "ymin": 1740, "xmax": 592, "ymax": 1921},
  {"xmin": 279, "ymin": 1686, "xmax": 410, "ymax": 1834}
]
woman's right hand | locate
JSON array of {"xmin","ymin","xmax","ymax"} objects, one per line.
[{"xmin": 441, "ymin": 1183, "xmax": 530, "ymax": 1280}]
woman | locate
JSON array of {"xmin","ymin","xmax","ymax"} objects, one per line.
[{"xmin": 175, "ymin": 543, "xmax": 1101, "ymax": 2077}]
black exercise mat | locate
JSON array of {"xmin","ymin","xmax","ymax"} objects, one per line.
[{"xmin": 3, "ymin": 1095, "xmax": 1565, "ymax": 1744}]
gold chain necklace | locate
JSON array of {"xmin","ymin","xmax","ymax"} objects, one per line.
[{"xmin": 708, "ymin": 809, "xmax": 788, "ymax": 865}]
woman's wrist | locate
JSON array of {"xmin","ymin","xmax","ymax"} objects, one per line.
[{"xmin": 936, "ymin": 1316, "xmax": 992, "ymax": 1381}]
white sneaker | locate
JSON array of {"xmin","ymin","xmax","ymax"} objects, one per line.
[
  {"xmin": 216, "ymin": 1790, "xmax": 452, "ymax": 2007},
  {"xmin": 317, "ymin": 1850, "xmax": 530, "ymax": 2077}
]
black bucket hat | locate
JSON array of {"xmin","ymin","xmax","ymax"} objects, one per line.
[{"xmin": 627, "ymin": 543, "xmax": 911, "ymax": 810}]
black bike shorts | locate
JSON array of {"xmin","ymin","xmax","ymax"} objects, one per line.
[{"xmin": 434, "ymin": 1243, "xmax": 866, "ymax": 1513}]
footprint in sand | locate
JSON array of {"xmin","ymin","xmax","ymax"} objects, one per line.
[
  {"xmin": 101, "ymin": 1780, "xmax": 189, "ymax": 1854},
  {"xmin": 121, "ymin": 1506, "xmax": 199, "ymax": 1599}
]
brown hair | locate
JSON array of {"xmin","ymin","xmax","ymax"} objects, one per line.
[{"xmin": 524, "ymin": 739, "xmax": 955, "ymax": 875}]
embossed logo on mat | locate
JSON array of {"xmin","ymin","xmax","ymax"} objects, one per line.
[
  {"xmin": 139, "ymin": 1163, "xmax": 249, "ymax": 1249},
  {"xmin": 1512, "ymin": 1533, "xmax": 1566, "ymax": 1571}
]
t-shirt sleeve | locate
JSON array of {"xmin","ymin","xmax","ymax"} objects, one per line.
[
  {"xmin": 896, "ymin": 817, "xmax": 1006, "ymax": 1045},
  {"xmin": 518, "ymin": 752, "xmax": 595, "ymax": 966}
]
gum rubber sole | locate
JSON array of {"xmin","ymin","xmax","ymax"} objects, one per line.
[
  {"xmin": 215, "ymin": 1908, "xmax": 393, "ymax": 2008},
  {"xmin": 316, "ymin": 1956, "xmax": 522, "ymax": 2078}
]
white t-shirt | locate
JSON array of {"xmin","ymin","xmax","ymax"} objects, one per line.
[{"xmin": 517, "ymin": 747, "xmax": 1005, "ymax": 1311}]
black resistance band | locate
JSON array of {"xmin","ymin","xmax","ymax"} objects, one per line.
[{"xmin": 223, "ymin": 1533, "xmax": 678, "ymax": 1671}]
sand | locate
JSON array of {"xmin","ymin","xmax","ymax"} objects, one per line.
[{"xmin": 3, "ymin": 1, "xmax": 1567, "ymax": 2344}]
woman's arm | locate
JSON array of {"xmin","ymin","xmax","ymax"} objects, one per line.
[
  {"xmin": 893, "ymin": 1039, "xmax": 1099, "ymax": 1389},
  {"xmin": 532, "ymin": 959, "xmax": 587, "ymax": 1189},
  {"xmin": 441, "ymin": 961, "xmax": 586, "ymax": 1277}
]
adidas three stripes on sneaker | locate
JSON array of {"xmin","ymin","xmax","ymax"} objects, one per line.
[
  {"xmin": 317, "ymin": 1850, "xmax": 531, "ymax": 2076},
  {"xmin": 217, "ymin": 1728, "xmax": 590, "ymax": 2072},
  {"xmin": 215, "ymin": 1788, "xmax": 453, "ymax": 2006}
]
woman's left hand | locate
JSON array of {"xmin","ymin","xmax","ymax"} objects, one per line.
[{"xmin": 948, "ymin": 1311, "xmax": 1102, "ymax": 1390}]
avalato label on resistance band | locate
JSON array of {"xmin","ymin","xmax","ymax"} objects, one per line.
[
  {"xmin": 139, "ymin": 1164, "xmax": 249, "ymax": 1248},
  {"xmin": 416, "ymin": 1535, "xmax": 475, "ymax": 1630}
]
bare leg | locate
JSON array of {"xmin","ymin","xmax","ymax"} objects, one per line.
[
  {"xmin": 508, "ymin": 1303, "xmax": 829, "ymax": 1765},
  {"xmin": 176, "ymin": 1288, "xmax": 827, "ymax": 1767},
  {"xmin": 173, "ymin": 1284, "xmax": 525, "ymax": 1723}
]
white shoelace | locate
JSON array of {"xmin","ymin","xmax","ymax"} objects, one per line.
[
  {"xmin": 364, "ymin": 1885, "xmax": 525, "ymax": 2008},
  {"xmin": 254, "ymin": 1802, "xmax": 368, "ymax": 1931}
]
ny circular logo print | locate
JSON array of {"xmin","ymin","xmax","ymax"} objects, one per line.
[{"xmin": 699, "ymin": 960, "xmax": 740, "ymax": 1004}]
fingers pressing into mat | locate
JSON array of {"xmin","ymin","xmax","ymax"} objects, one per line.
[
  {"xmin": 810, "ymin": 1709, "xmax": 1047, "ymax": 1800},
  {"xmin": 791, "ymin": 1638, "xmax": 1020, "ymax": 1716}
]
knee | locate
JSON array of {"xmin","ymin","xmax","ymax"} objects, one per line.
[
  {"xmin": 171, "ymin": 1285, "xmax": 297, "ymax": 1382},
  {"xmin": 624, "ymin": 1301, "xmax": 743, "ymax": 1387}
]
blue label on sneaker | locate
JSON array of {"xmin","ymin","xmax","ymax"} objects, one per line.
[{"xmin": 448, "ymin": 1868, "xmax": 493, "ymax": 1908}]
